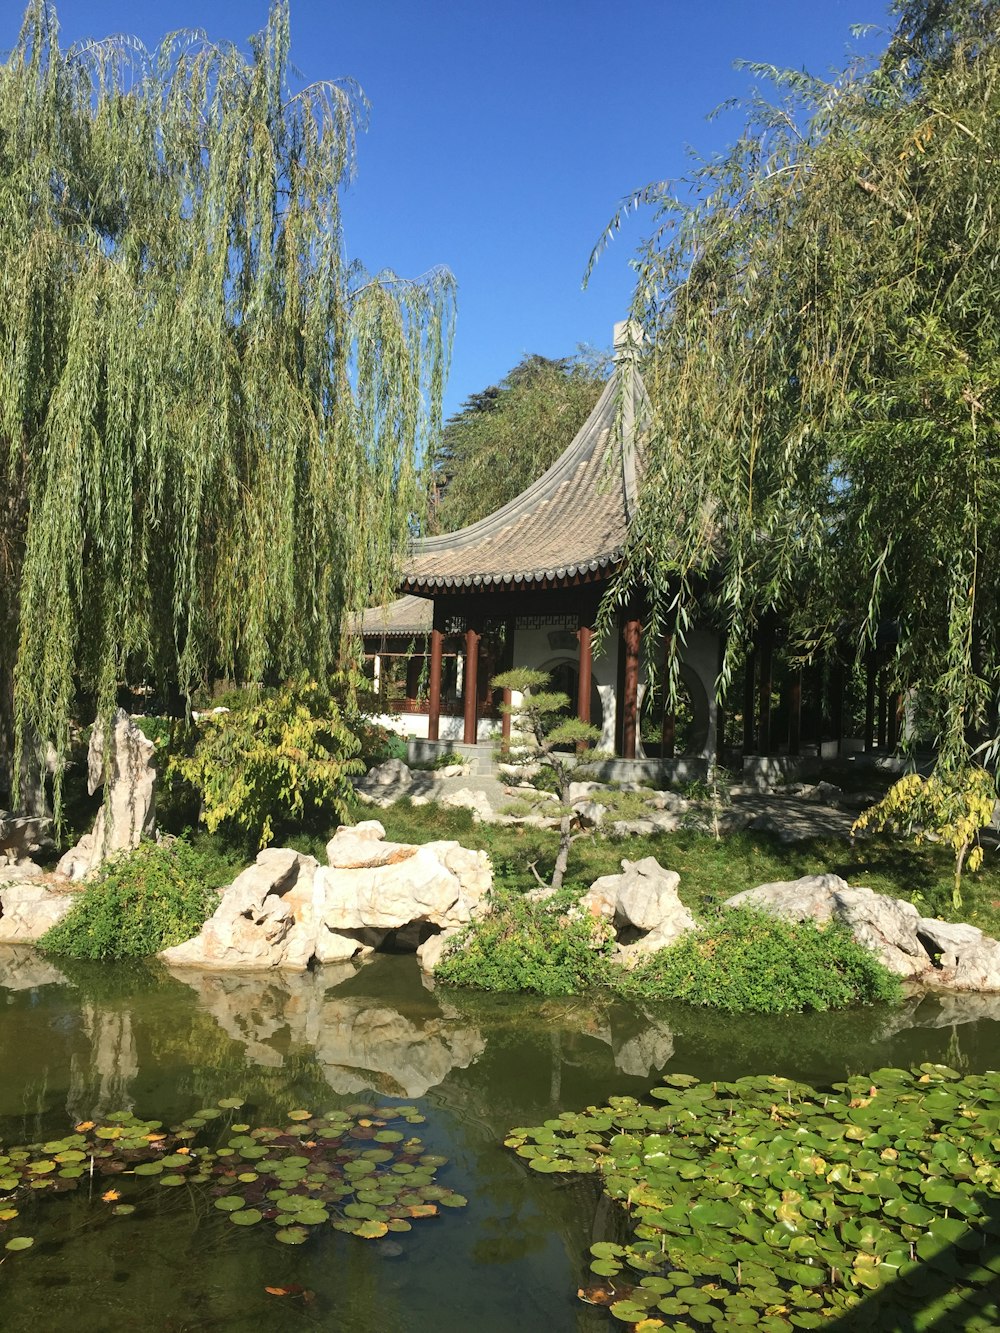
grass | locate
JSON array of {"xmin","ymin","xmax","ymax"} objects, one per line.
[{"xmin": 374, "ymin": 798, "xmax": 1000, "ymax": 938}]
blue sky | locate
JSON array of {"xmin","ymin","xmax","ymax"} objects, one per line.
[{"xmin": 36, "ymin": 1, "xmax": 893, "ymax": 418}]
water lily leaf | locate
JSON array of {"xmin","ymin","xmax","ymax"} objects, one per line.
[
  {"xmin": 4, "ymin": 1237, "xmax": 33, "ymax": 1251},
  {"xmin": 218, "ymin": 1098, "xmax": 244, "ymax": 1109},
  {"xmin": 353, "ymin": 1219, "xmax": 388, "ymax": 1239},
  {"xmin": 214, "ymin": 1196, "xmax": 245, "ymax": 1211},
  {"xmin": 287, "ymin": 1110, "xmax": 312, "ymax": 1122},
  {"xmin": 230, "ymin": 1208, "xmax": 263, "ymax": 1226},
  {"xmin": 159, "ymin": 1174, "xmax": 187, "ymax": 1187},
  {"xmin": 112, "ymin": 1204, "xmax": 136, "ymax": 1216},
  {"xmin": 133, "ymin": 1162, "xmax": 163, "ymax": 1176}
]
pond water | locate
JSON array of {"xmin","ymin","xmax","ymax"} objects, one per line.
[{"xmin": 1, "ymin": 948, "xmax": 998, "ymax": 1332}]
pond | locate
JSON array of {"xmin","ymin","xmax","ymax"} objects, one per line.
[{"xmin": 1, "ymin": 948, "xmax": 998, "ymax": 1331}]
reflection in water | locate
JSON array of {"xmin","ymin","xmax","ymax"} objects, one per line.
[
  {"xmin": 68, "ymin": 1004, "xmax": 139, "ymax": 1120},
  {"xmin": 166, "ymin": 964, "xmax": 488, "ymax": 1098},
  {"xmin": 0, "ymin": 947, "xmax": 999, "ymax": 1333}
]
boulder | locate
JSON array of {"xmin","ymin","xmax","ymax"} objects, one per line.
[
  {"xmin": 57, "ymin": 710, "xmax": 157, "ymax": 880},
  {"xmin": 440, "ymin": 787, "xmax": 494, "ymax": 821},
  {"xmin": 583, "ymin": 856, "xmax": 696, "ymax": 963},
  {"xmin": 161, "ymin": 826, "xmax": 491, "ymax": 974},
  {"xmin": 0, "ymin": 812, "xmax": 51, "ymax": 861},
  {"xmin": 831, "ymin": 887, "xmax": 925, "ymax": 976},
  {"xmin": 573, "ymin": 800, "xmax": 606, "ymax": 828},
  {"xmin": 723, "ymin": 873, "xmax": 1000, "ymax": 991},
  {"xmin": 160, "ymin": 849, "xmax": 317, "ymax": 969},
  {"xmin": 725, "ymin": 874, "xmax": 850, "ymax": 923},
  {"xmin": 0, "ymin": 881, "xmax": 77, "ymax": 943}
]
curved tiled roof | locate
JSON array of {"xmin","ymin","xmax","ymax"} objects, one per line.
[
  {"xmin": 355, "ymin": 594, "xmax": 433, "ymax": 639},
  {"xmin": 401, "ymin": 360, "xmax": 645, "ymax": 592}
]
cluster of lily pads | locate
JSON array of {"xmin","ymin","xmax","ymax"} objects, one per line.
[
  {"xmin": 506, "ymin": 1065, "xmax": 1000, "ymax": 1330},
  {"xmin": 1, "ymin": 1098, "xmax": 465, "ymax": 1254}
]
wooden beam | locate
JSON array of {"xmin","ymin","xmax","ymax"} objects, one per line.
[
  {"xmin": 864, "ymin": 649, "xmax": 876, "ymax": 752},
  {"xmin": 743, "ymin": 648, "xmax": 756, "ymax": 753}
]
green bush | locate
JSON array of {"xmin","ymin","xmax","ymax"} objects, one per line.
[
  {"xmin": 39, "ymin": 837, "xmax": 241, "ymax": 961},
  {"xmin": 435, "ymin": 889, "xmax": 613, "ymax": 996},
  {"xmin": 613, "ymin": 907, "xmax": 901, "ymax": 1013},
  {"xmin": 169, "ymin": 677, "xmax": 364, "ymax": 847}
]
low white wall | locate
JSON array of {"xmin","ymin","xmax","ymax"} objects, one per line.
[{"xmin": 368, "ymin": 712, "xmax": 496, "ymax": 743}]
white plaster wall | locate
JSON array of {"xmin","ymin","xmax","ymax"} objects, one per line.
[
  {"xmin": 510, "ymin": 625, "xmax": 618, "ymax": 753},
  {"xmin": 635, "ymin": 628, "xmax": 720, "ymax": 761},
  {"xmin": 368, "ymin": 712, "xmax": 496, "ymax": 743}
]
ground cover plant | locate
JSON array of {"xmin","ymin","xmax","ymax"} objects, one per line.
[
  {"xmin": 506, "ymin": 1064, "xmax": 1000, "ymax": 1329},
  {"xmin": 433, "ymin": 888, "xmax": 614, "ymax": 996},
  {"xmin": 374, "ymin": 800, "xmax": 1000, "ymax": 939},
  {"xmin": 38, "ymin": 837, "xmax": 241, "ymax": 961},
  {"xmin": 614, "ymin": 908, "xmax": 901, "ymax": 1014},
  {"xmin": 0, "ymin": 1099, "xmax": 465, "ymax": 1256}
]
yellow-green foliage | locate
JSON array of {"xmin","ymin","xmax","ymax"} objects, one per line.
[
  {"xmin": 171, "ymin": 679, "xmax": 364, "ymax": 847},
  {"xmin": 853, "ymin": 766, "xmax": 997, "ymax": 908}
]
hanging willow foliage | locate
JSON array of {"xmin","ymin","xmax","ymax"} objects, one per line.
[
  {"xmin": 594, "ymin": 0, "xmax": 999, "ymax": 769},
  {"xmin": 0, "ymin": 1, "xmax": 454, "ymax": 815}
]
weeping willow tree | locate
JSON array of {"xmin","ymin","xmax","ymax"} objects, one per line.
[
  {"xmin": 0, "ymin": 1, "xmax": 454, "ymax": 816},
  {"xmin": 595, "ymin": 0, "xmax": 999, "ymax": 773}
]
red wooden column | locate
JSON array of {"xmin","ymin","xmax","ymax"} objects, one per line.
[
  {"xmin": 462, "ymin": 626, "xmax": 480, "ymax": 745},
  {"xmin": 427, "ymin": 630, "xmax": 443, "ymax": 742},
  {"xmin": 622, "ymin": 616, "xmax": 641, "ymax": 759},
  {"xmin": 577, "ymin": 623, "xmax": 593, "ymax": 725}
]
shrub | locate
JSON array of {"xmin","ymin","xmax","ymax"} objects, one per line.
[
  {"xmin": 39, "ymin": 837, "xmax": 240, "ymax": 960},
  {"xmin": 435, "ymin": 888, "xmax": 613, "ymax": 996},
  {"xmin": 613, "ymin": 907, "xmax": 901, "ymax": 1013},
  {"xmin": 169, "ymin": 677, "xmax": 365, "ymax": 847}
]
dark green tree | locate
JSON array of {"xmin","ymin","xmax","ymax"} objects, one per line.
[{"xmin": 427, "ymin": 351, "xmax": 607, "ymax": 533}]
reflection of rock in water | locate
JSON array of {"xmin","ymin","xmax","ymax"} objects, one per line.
[
  {"xmin": 0, "ymin": 946, "xmax": 68, "ymax": 991},
  {"xmin": 613, "ymin": 1016, "xmax": 675, "ymax": 1079},
  {"xmin": 166, "ymin": 964, "xmax": 486, "ymax": 1099},
  {"xmin": 882, "ymin": 990, "xmax": 1000, "ymax": 1033},
  {"xmin": 68, "ymin": 1005, "xmax": 139, "ymax": 1120}
]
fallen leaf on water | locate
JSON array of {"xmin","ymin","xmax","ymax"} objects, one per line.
[
  {"xmin": 75, "ymin": 1122, "xmax": 95, "ymax": 1132},
  {"xmin": 144, "ymin": 1133, "xmax": 166, "ymax": 1142},
  {"xmin": 101, "ymin": 1189, "xmax": 120, "ymax": 1203},
  {"xmin": 176, "ymin": 1147, "xmax": 190, "ymax": 1155},
  {"xmin": 578, "ymin": 1286, "xmax": 618, "ymax": 1307},
  {"xmin": 265, "ymin": 1287, "xmax": 291, "ymax": 1297}
]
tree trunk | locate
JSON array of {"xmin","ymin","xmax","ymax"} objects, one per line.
[{"xmin": 551, "ymin": 811, "xmax": 573, "ymax": 891}]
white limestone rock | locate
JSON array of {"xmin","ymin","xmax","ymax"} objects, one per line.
[
  {"xmin": 584, "ymin": 856, "xmax": 696, "ymax": 963},
  {"xmin": 725, "ymin": 874, "xmax": 850, "ymax": 924},
  {"xmin": 160, "ymin": 849, "xmax": 315, "ymax": 969},
  {"xmin": 0, "ymin": 881, "xmax": 77, "ymax": 943},
  {"xmin": 440, "ymin": 787, "xmax": 494, "ymax": 821},
  {"xmin": 56, "ymin": 710, "xmax": 157, "ymax": 880}
]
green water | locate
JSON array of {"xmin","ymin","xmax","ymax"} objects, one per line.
[{"xmin": 0, "ymin": 947, "xmax": 998, "ymax": 1332}]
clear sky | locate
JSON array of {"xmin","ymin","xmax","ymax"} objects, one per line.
[{"xmin": 27, "ymin": 1, "xmax": 894, "ymax": 419}]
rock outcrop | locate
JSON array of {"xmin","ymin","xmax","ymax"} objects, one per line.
[
  {"xmin": 161, "ymin": 820, "xmax": 491, "ymax": 973},
  {"xmin": 57, "ymin": 710, "xmax": 157, "ymax": 880},
  {"xmin": 724, "ymin": 874, "xmax": 1000, "ymax": 991},
  {"xmin": 582, "ymin": 856, "xmax": 697, "ymax": 964},
  {"xmin": 0, "ymin": 881, "xmax": 76, "ymax": 943}
]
